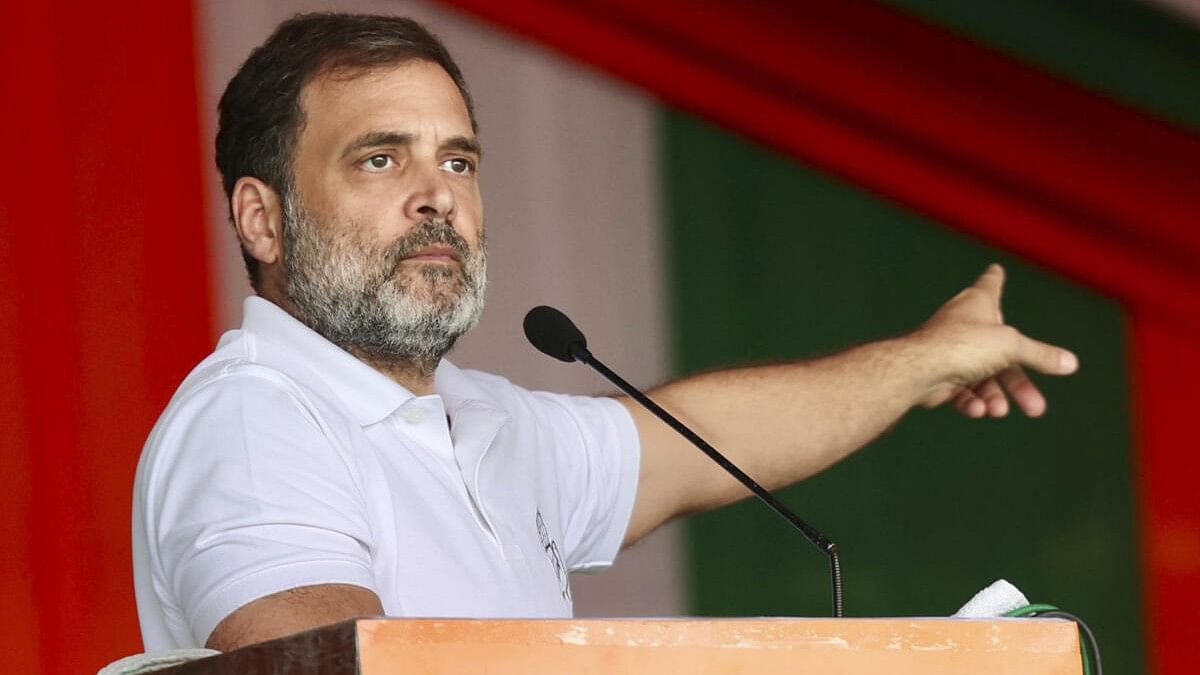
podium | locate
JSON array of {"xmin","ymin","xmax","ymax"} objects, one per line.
[{"xmin": 156, "ymin": 617, "xmax": 1082, "ymax": 674}]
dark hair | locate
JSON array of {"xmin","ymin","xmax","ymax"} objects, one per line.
[{"xmin": 215, "ymin": 12, "xmax": 476, "ymax": 289}]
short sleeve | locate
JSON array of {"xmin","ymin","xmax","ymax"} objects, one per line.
[
  {"xmin": 529, "ymin": 392, "xmax": 641, "ymax": 573},
  {"xmin": 141, "ymin": 369, "xmax": 377, "ymax": 646}
]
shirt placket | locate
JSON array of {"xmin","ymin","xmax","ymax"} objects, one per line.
[
  {"xmin": 447, "ymin": 403, "xmax": 524, "ymax": 561},
  {"xmin": 394, "ymin": 397, "xmax": 505, "ymax": 554}
]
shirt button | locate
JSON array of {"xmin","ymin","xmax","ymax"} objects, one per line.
[{"xmin": 400, "ymin": 408, "xmax": 425, "ymax": 424}]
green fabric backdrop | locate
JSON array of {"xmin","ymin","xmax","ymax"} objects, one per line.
[{"xmin": 663, "ymin": 112, "xmax": 1143, "ymax": 673}]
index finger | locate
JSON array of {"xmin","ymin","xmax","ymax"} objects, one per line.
[{"xmin": 1016, "ymin": 331, "xmax": 1079, "ymax": 376}]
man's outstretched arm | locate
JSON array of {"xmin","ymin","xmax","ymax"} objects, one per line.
[{"xmin": 621, "ymin": 265, "xmax": 1078, "ymax": 545}]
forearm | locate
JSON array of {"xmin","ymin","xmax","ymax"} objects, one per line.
[
  {"xmin": 621, "ymin": 265, "xmax": 1077, "ymax": 546},
  {"xmin": 623, "ymin": 336, "xmax": 930, "ymax": 542}
]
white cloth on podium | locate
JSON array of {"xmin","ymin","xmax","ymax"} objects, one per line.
[
  {"xmin": 97, "ymin": 649, "xmax": 219, "ymax": 675},
  {"xmin": 953, "ymin": 578, "xmax": 1031, "ymax": 618}
]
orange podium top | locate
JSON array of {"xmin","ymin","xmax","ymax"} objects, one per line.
[
  {"xmin": 357, "ymin": 617, "xmax": 1080, "ymax": 675},
  {"xmin": 160, "ymin": 617, "xmax": 1082, "ymax": 674}
]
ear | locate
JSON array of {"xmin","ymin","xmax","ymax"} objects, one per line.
[{"xmin": 231, "ymin": 177, "xmax": 284, "ymax": 266}]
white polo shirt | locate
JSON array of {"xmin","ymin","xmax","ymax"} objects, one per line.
[{"xmin": 132, "ymin": 297, "xmax": 641, "ymax": 650}]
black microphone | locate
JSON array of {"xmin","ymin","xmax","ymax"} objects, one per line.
[{"xmin": 523, "ymin": 305, "xmax": 844, "ymax": 618}]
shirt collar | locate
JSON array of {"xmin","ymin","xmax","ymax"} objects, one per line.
[{"xmin": 238, "ymin": 296, "xmax": 503, "ymax": 426}]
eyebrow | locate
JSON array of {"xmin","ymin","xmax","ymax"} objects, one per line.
[
  {"xmin": 340, "ymin": 131, "xmax": 483, "ymax": 160},
  {"xmin": 443, "ymin": 135, "xmax": 483, "ymax": 159}
]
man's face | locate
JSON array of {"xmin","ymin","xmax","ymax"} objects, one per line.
[{"xmin": 281, "ymin": 60, "xmax": 486, "ymax": 364}]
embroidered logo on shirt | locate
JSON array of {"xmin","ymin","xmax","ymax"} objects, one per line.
[{"xmin": 536, "ymin": 508, "xmax": 571, "ymax": 603}]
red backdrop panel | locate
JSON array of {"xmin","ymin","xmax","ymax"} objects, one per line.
[
  {"xmin": 1132, "ymin": 317, "xmax": 1200, "ymax": 673},
  {"xmin": 0, "ymin": 2, "xmax": 213, "ymax": 672}
]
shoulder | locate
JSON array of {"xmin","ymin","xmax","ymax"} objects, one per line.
[
  {"xmin": 152, "ymin": 358, "xmax": 325, "ymax": 441},
  {"xmin": 156, "ymin": 322, "xmax": 364, "ymax": 440},
  {"xmin": 137, "ymin": 354, "xmax": 361, "ymax": 499}
]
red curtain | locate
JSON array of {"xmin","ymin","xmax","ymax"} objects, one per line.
[
  {"xmin": 0, "ymin": 2, "xmax": 212, "ymax": 673},
  {"xmin": 431, "ymin": 0, "xmax": 1200, "ymax": 672}
]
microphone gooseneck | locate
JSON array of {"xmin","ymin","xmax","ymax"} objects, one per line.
[{"xmin": 522, "ymin": 305, "xmax": 844, "ymax": 618}]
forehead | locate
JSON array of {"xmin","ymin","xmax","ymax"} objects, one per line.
[{"xmin": 297, "ymin": 60, "xmax": 474, "ymax": 150}]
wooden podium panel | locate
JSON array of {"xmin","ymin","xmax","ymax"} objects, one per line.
[{"xmin": 162, "ymin": 617, "xmax": 1082, "ymax": 674}]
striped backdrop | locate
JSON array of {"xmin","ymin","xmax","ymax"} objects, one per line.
[{"xmin": 1, "ymin": 2, "xmax": 1197, "ymax": 673}]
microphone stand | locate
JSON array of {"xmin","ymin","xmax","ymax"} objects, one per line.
[{"xmin": 566, "ymin": 342, "xmax": 845, "ymax": 618}]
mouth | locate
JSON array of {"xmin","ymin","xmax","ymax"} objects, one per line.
[{"xmin": 402, "ymin": 245, "xmax": 462, "ymax": 265}]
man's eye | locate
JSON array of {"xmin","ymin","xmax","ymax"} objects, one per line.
[
  {"xmin": 440, "ymin": 158, "xmax": 475, "ymax": 175},
  {"xmin": 364, "ymin": 155, "xmax": 395, "ymax": 170}
]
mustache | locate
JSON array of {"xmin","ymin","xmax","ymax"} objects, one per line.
[{"xmin": 387, "ymin": 219, "xmax": 473, "ymax": 261}]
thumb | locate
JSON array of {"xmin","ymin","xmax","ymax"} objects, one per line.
[{"xmin": 974, "ymin": 263, "xmax": 1006, "ymax": 304}]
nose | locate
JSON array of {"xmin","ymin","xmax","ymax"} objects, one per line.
[{"xmin": 404, "ymin": 163, "xmax": 455, "ymax": 222}]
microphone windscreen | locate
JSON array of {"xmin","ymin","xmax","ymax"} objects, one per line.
[{"xmin": 523, "ymin": 306, "xmax": 588, "ymax": 362}]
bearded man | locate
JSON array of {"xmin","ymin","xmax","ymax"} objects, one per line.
[{"xmin": 133, "ymin": 12, "xmax": 1078, "ymax": 653}]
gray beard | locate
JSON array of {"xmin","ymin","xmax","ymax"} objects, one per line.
[{"xmin": 281, "ymin": 197, "xmax": 486, "ymax": 374}]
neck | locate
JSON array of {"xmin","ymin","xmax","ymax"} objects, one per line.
[
  {"xmin": 259, "ymin": 288, "xmax": 442, "ymax": 396},
  {"xmin": 351, "ymin": 349, "xmax": 439, "ymax": 396}
]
